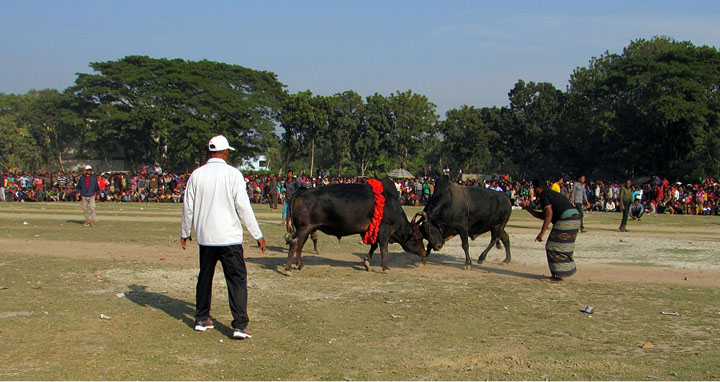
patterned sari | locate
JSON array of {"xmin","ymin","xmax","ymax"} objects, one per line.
[{"xmin": 545, "ymin": 208, "xmax": 580, "ymax": 278}]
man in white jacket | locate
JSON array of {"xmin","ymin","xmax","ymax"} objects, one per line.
[{"xmin": 181, "ymin": 135, "xmax": 266, "ymax": 340}]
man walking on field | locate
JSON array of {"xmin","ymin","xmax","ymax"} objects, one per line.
[
  {"xmin": 571, "ymin": 175, "xmax": 590, "ymax": 233},
  {"xmin": 181, "ymin": 135, "xmax": 266, "ymax": 340},
  {"xmin": 618, "ymin": 180, "xmax": 633, "ymax": 232}
]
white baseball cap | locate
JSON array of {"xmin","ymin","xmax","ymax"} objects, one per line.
[
  {"xmin": 208, "ymin": 135, "xmax": 235, "ymax": 152},
  {"xmin": 85, "ymin": 165, "xmax": 92, "ymax": 170}
]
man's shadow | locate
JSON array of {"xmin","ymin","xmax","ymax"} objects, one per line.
[{"xmin": 123, "ymin": 284, "xmax": 234, "ymax": 338}]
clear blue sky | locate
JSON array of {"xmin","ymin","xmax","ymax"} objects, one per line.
[{"xmin": 2, "ymin": 0, "xmax": 719, "ymax": 116}]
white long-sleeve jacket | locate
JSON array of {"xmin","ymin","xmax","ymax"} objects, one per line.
[{"xmin": 181, "ymin": 158, "xmax": 263, "ymax": 246}]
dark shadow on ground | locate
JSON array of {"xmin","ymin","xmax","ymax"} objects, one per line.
[
  {"xmin": 65, "ymin": 219, "xmax": 86, "ymax": 225},
  {"xmin": 475, "ymin": 265, "xmax": 548, "ymax": 280},
  {"xmin": 244, "ymin": 254, "xmax": 294, "ymax": 276},
  {"xmin": 123, "ymin": 284, "xmax": 233, "ymax": 339},
  {"xmin": 265, "ymin": 245, "xmax": 288, "ymax": 254},
  {"xmin": 422, "ymin": 250, "xmax": 547, "ymax": 280},
  {"xmin": 252, "ymin": 242, "xmax": 549, "ymax": 280},
  {"xmin": 506, "ymin": 224, "xmax": 537, "ymax": 230},
  {"xmin": 245, "ymin": 249, "xmax": 424, "ymax": 273}
]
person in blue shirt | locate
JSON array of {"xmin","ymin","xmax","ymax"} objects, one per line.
[{"xmin": 77, "ymin": 165, "xmax": 100, "ymax": 226}]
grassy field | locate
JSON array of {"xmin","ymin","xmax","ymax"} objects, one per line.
[{"xmin": 1, "ymin": 202, "xmax": 719, "ymax": 380}]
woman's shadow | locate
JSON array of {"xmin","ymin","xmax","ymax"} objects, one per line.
[{"xmin": 123, "ymin": 284, "xmax": 234, "ymax": 338}]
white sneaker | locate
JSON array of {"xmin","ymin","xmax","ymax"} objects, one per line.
[
  {"xmin": 233, "ymin": 327, "xmax": 252, "ymax": 339},
  {"xmin": 194, "ymin": 318, "xmax": 215, "ymax": 331}
]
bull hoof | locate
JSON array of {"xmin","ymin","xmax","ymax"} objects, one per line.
[
  {"xmin": 363, "ymin": 259, "xmax": 370, "ymax": 271},
  {"xmin": 464, "ymin": 264, "xmax": 471, "ymax": 271},
  {"xmin": 297, "ymin": 264, "xmax": 304, "ymax": 271},
  {"xmin": 382, "ymin": 268, "xmax": 389, "ymax": 274},
  {"xmin": 283, "ymin": 268, "xmax": 292, "ymax": 276},
  {"xmin": 502, "ymin": 259, "xmax": 511, "ymax": 265},
  {"xmin": 477, "ymin": 257, "xmax": 486, "ymax": 265}
]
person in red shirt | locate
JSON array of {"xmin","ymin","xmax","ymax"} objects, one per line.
[{"xmin": 98, "ymin": 175, "xmax": 109, "ymax": 201}]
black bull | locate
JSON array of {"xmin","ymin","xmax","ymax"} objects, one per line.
[
  {"xmin": 418, "ymin": 175, "xmax": 511, "ymax": 270},
  {"xmin": 287, "ymin": 178, "xmax": 426, "ymax": 272}
]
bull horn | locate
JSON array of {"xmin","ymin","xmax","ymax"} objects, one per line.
[{"xmin": 420, "ymin": 211, "xmax": 428, "ymax": 222}]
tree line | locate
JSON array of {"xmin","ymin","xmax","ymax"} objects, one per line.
[{"xmin": 1, "ymin": 36, "xmax": 719, "ymax": 181}]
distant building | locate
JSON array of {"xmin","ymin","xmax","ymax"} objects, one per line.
[{"xmin": 238, "ymin": 155, "xmax": 269, "ymax": 172}]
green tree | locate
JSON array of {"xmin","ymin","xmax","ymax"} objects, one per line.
[
  {"xmin": 439, "ymin": 105, "xmax": 497, "ymax": 174},
  {"xmin": 385, "ymin": 90, "xmax": 439, "ymax": 169},
  {"xmin": 353, "ymin": 93, "xmax": 389, "ymax": 176},
  {"xmin": 324, "ymin": 91, "xmax": 364, "ymax": 176},
  {"xmin": 567, "ymin": 37, "xmax": 720, "ymax": 179},
  {"xmin": 18, "ymin": 89, "xmax": 85, "ymax": 171},
  {"xmin": 506, "ymin": 80, "xmax": 566, "ymax": 178},
  {"xmin": 278, "ymin": 91, "xmax": 329, "ymax": 176},
  {"xmin": 481, "ymin": 106, "xmax": 514, "ymax": 175},
  {"xmin": 0, "ymin": 113, "xmax": 42, "ymax": 171},
  {"xmin": 71, "ymin": 56, "xmax": 285, "ymax": 172}
]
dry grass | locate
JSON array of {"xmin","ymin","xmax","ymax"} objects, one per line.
[{"xmin": 1, "ymin": 202, "xmax": 719, "ymax": 380}]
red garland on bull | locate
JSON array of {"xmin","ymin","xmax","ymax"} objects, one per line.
[{"xmin": 362, "ymin": 179, "xmax": 385, "ymax": 245}]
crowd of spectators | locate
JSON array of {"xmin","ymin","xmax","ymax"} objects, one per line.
[
  {"xmin": 0, "ymin": 169, "xmax": 189, "ymax": 203},
  {"xmin": 2, "ymin": 168, "xmax": 720, "ymax": 216},
  {"xmin": 464, "ymin": 174, "xmax": 720, "ymax": 216}
]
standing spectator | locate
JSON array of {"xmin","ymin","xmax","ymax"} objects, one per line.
[
  {"xmin": 32, "ymin": 175, "xmax": 43, "ymax": 191},
  {"xmin": 422, "ymin": 179, "xmax": 431, "ymax": 204},
  {"xmin": 98, "ymin": 175, "xmax": 108, "ymax": 202},
  {"xmin": 551, "ymin": 177, "xmax": 564, "ymax": 193},
  {"xmin": 604, "ymin": 182, "xmax": 614, "ymax": 204},
  {"xmin": 148, "ymin": 175, "xmax": 159, "ymax": 194},
  {"xmin": 33, "ymin": 175, "xmax": 45, "ymax": 202},
  {"xmin": 130, "ymin": 175, "xmax": 137, "ymax": 195},
  {"xmin": 414, "ymin": 178, "xmax": 423, "ymax": 206},
  {"xmin": 0, "ymin": 171, "xmax": 6, "ymax": 202},
  {"xmin": 113, "ymin": 174, "xmax": 123, "ymax": 193},
  {"xmin": 618, "ymin": 180, "xmax": 633, "ymax": 232},
  {"xmin": 267, "ymin": 174, "xmax": 279, "ymax": 211},
  {"xmin": 570, "ymin": 175, "xmax": 590, "ymax": 233},
  {"xmin": 248, "ymin": 176, "xmax": 259, "ymax": 203},
  {"xmin": 77, "ymin": 165, "xmax": 100, "ymax": 227},
  {"xmin": 283, "ymin": 170, "xmax": 300, "ymax": 233},
  {"xmin": 137, "ymin": 175, "xmax": 146, "ymax": 193},
  {"xmin": 181, "ymin": 135, "xmax": 266, "ymax": 340},
  {"xmin": 247, "ymin": 177, "xmax": 255, "ymax": 202},
  {"xmin": 57, "ymin": 173, "xmax": 67, "ymax": 189},
  {"xmin": 632, "ymin": 186, "xmax": 643, "ymax": 202}
]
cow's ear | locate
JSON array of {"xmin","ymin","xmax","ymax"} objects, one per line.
[
  {"xmin": 379, "ymin": 177, "xmax": 400, "ymax": 199},
  {"xmin": 435, "ymin": 175, "xmax": 451, "ymax": 192}
]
